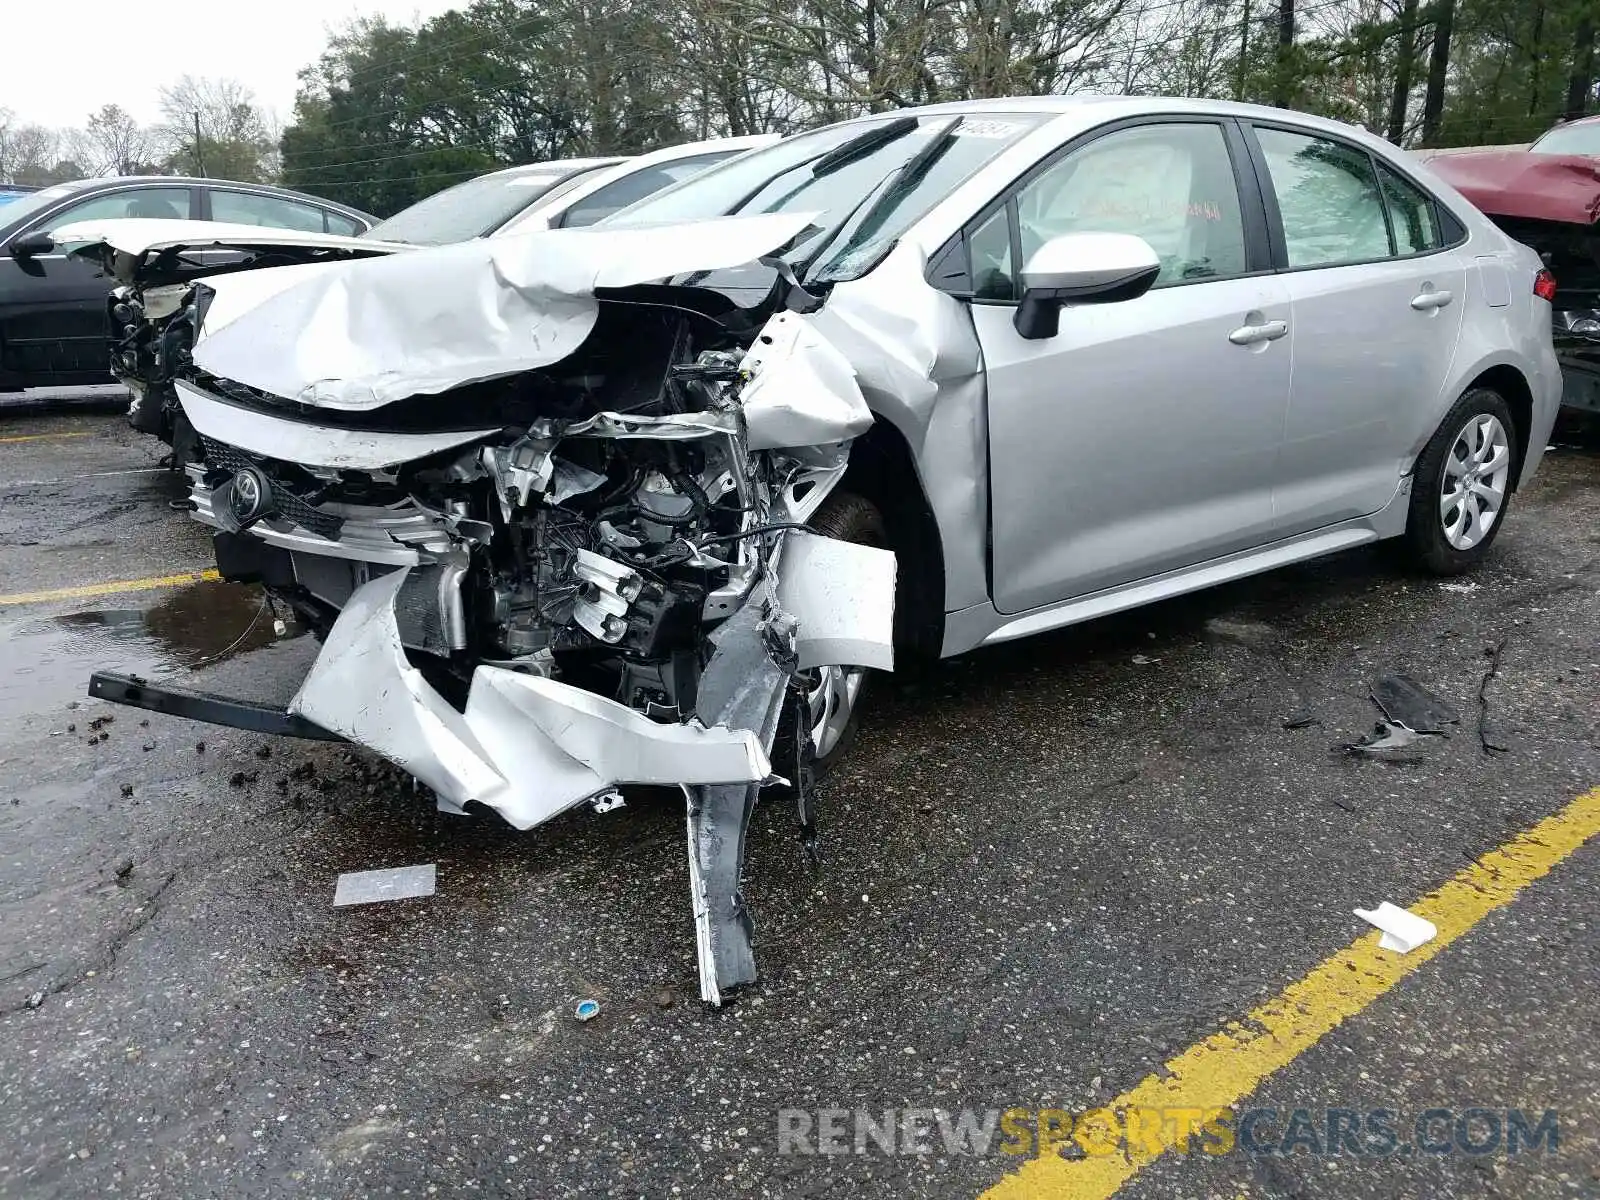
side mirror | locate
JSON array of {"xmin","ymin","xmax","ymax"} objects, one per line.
[
  {"xmin": 9, "ymin": 230, "xmax": 54, "ymax": 259},
  {"xmin": 1013, "ymin": 232, "xmax": 1161, "ymax": 340}
]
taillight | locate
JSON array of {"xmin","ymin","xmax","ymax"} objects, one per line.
[{"xmin": 1534, "ymin": 268, "xmax": 1558, "ymax": 302}]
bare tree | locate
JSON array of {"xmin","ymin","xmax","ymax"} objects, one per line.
[
  {"xmin": 79, "ymin": 104, "xmax": 155, "ymax": 176},
  {"xmin": 156, "ymin": 76, "xmax": 278, "ymax": 180}
]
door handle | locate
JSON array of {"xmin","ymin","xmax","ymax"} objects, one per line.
[
  {"xmin": 1410, "ymin": 289, "xmax": 1453, "ymax": 311},
  {"xmin": 1228, "ymin": 319, "xmax": 1288, "ymax": 346}
]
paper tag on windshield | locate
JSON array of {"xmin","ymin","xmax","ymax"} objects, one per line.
[{"xmin": 954, "ymin": 119, "xmax": 1024, "ymax": 139}]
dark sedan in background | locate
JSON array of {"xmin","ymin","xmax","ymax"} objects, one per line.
[{"xmin": 0, "ymin": 176, "xmax": 374, "ymax": 393}]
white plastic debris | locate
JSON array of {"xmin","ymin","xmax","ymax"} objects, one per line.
[
  {"xmin": 1344, "ymin": 720, "xmax": 1421, "ymax": 753},
  {"xmin": 1354, "ymin": 901, "xmax": 1437, "ymax": 953},
  {"xmin": 1438, "ymin": 581, "xmax": 1479, "ymax": 594},
  {"xmin": 333, "ymin": 864, "xmax": 437, "ymax": 906}
]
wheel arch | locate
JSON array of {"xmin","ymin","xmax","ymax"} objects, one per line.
[
  {"xmin": 842, "ymin": 415, "xmax": 946, "ymax": 659},
  {"xmin": 1427, "ymin": 355, "xmax": 1536, "ymax": 489},
  {"xmin": 1459, "ymin": 364, "xmax": 1534, "ymax": 490}
]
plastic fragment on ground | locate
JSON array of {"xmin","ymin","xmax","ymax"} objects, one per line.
[
  {"xmin": 333, "ymin": 864, "xmax": 436, "ymax": 906},
  {"xmin": 1354, "ymin": 901, "xmax": 1438, "ymax": 953},
  {"xmin": 1343, "ymin": 720, "xmax": 1421, "ymax": 753},
  {"xmin": 1370, "ymin": 674, "xmax": 1460, "ymax": 734}
]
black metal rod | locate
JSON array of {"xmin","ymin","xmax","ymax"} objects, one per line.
[{"xmin": 87, "ymin": 671, "xmax": 343, "ymax": 741}]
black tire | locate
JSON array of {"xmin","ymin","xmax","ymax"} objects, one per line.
[
  {"xmin": 769, "ymin": 490, "xmax": 886, "ymax": 787},
  {"xmin": 1401, "ymin": 386, "xmax": 1518, "ymax": 575}
]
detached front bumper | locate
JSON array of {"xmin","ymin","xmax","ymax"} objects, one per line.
[
  {"xmin": 288, "ymin": 569, "xmax": 775, "ymax": 831},
  {"xmin": 88, "ymin": 535, "xmax": 896, "ymax": 1006}
]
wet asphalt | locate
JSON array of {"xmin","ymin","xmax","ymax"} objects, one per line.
[{"xmin": 0, "ymin": 406, "xmax": 1596, "ymax": 1199}]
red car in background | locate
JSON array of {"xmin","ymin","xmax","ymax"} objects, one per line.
[{"xmin": 1426, "ymin": 115, "xmax": 1600, "ymax": 416}]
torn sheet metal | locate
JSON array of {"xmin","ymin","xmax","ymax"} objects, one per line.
[
  {"xmin": 49, "ymin": 217, "xmax": 404, "ymax": 260},
  {"xmin": 688, "ymin": 583, "xmax": 797, "ymax": 1005},
  {"xmin": 808, "ymin": 245, "xmax": 994, "ymax": 618},
  {"xmin": 333, "ymin": 864, "xmax": 437, "ymax": 906},
  {"xmin": 738, "ymin": 311, "xmax": 874, "ymax": 451},
  {"xmin": 289, "ymin": 571, "xmax": 770, "ymax": 832},
  {"xmin": 287, "ymin": 570, "xmax": 508, "ymax": 803},
  {"xmin": 50, "ymin": 217, "xmax": 409, "ymax": 286},
  {"xmin": 189, "ymin": 211, "xmax": 821, "ymax": 411},
  {"xmin": 774, "ymin": 531, "xmax": 897, "ymax": 671},
  {"xmin": 1370, "ymin": 674, "xmax": 1460, "ymax": 734}
]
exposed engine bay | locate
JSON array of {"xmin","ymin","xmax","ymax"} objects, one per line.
[{"xmin": 68, "ymin": 213, "xmax": 898, "ymax": 1004}]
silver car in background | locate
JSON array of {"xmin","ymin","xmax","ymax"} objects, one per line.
[{"xmin": 89, "ymin": 96, "xmax": 1562, "ymax": 1003}]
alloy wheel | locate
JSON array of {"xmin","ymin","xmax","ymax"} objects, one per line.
[
  {"xmin": 1439, "ymin": 412, "xmax": 1510, "ymax": 551},
  {"xmin": 803, "ymin": 664, "xmax": 866, "ymax": 761}
]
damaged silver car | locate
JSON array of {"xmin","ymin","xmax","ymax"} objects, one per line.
[{"xmin": 82, "ymin": 97, "xmax": 1562, "ymax": 1002}]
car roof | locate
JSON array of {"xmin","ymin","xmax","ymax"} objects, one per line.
[
  {"xmin": 24, "ymin": 175, "xmax": 376, "ymax": 221},
  {"xmin": 817, "ymin": 93, "xmax": 1385, "ymax": 142},
  {"xmin": 480, "ymin": 158, "xmax": 630, "ymax": 181}
]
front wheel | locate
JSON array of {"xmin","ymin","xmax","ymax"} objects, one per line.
[
  {"xmin": 770, "ymin": 490, "xmax": 886, "ymax": 785},
  {"xmin": 1401, "ymin": 387, "xmax": 1517, "ymax": 575}
]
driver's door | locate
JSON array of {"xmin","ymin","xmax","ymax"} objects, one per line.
[
  {"xmin": 962, "ymin": 118, "xmax": 1294, "ymax": 615},
  {"xmin": 0, "ymin": 184, "xmax": 194, "ymax": 389}
]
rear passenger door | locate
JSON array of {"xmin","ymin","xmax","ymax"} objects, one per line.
[
  {"xmin": 203, "ymin": 189, "xmax": 339, "ymax": 233},
  {"xmin": 1245, "ymin": 124, "xmax": 1468, "ymax": 532}
]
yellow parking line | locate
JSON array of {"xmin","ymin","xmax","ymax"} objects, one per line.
[
  {"xmin": 0, "ymin": 431, "xmax": 93, "ymax": 444},
  {"xmin": 981, "ymin": 785, "xmax": 1600, "ymax": 1200},
  {"xmin": 0, "ymin": 569, "xmax": 220, "ymax": 606}
]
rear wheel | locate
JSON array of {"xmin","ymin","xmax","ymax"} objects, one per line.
[
  {"xmin": 1401, "ymin": 387, "xmax": 1517, "ymax": 575},
  {"xmin": 771, "ymin": 490, "xmax": 886, "ymax": 785}
]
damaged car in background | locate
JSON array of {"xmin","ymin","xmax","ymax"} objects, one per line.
[
  {"xmin": 1426, "ymin": 113, "xmax": 1600, "ymax": 417},
  {"xmin": 84, "ymin": 97, "xmax": 1562, "ymax": 1003},
  {"xmin": 51, "ymin": 137, "xmax": 775, "ymax": 460}
]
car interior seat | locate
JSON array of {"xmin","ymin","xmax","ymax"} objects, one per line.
[{"xmin": 127, "ymin": 195, "xmax": 186, "ymax": 220}]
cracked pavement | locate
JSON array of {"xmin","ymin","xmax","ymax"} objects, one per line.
[{"xmin": 0, "ymin": 408, "xmax": 1596, "ymax": 1198}]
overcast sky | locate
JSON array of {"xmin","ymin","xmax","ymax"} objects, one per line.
[{"xmin": 0, "ymin": 0, "xmax": 462, "ymax": 130}]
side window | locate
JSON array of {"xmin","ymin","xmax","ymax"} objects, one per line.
[
  {"xmin": 1255, "ymin": 128, "xmax": 1391, "ymax": 267},
  {"xmin": 45, "ymin": 186, "xmax": 191, "ymax": 226},
  {"xmin": 324, "ymin": 211, "xmax": 362, "ymax": 236},
  {"xmin": 560, "ymin": 154, "xmax": 730, "ymax": 228},
  {"xmin": 210, "ymin": 190, "xmax": 326, "ymax": 232},
  {"xmin": 1011, "ymin": 122, "xmax": 1249, "ymax": 286},
  {"xmin": 968, "ymin": 206, "xmax": 1015, "ymax": 301},
  {"xmin": 1376, "ymin": 165, "xmax": 1441, "ymax": 255}
]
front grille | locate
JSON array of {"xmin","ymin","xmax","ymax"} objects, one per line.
[{"xmin": 203, "ymin": 437, "xmax": 345, "ymax": 541}]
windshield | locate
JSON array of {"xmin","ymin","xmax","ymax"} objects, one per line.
[
  {"xmin": 604, "ymin": 113, "xmax": 1044, "ymax": 281},
  {"xmin": 0, "ymin": 181, "xmax": 92, "ymax": 236},
  {"xmin": 365, "ymin": 165, "xmax": 599, "ymax": 245},
  {"xmin": 1530, "ymin": 121, "xmax": 1600, "ymax": 156}
]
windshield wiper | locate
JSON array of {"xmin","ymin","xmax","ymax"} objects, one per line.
[
  {"xmin": 727, "ymin": 115, "xmax": 923, "ymax": 216},
  {"xmin": 798, "ymin": 117, "xmax": 962, "ymax": 281},
  {"xmin": 809, "ymin": 114, "xmax": 922, "ymax": 177}
]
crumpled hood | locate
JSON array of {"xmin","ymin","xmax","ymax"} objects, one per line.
[
  {"xmin": 186, "ymin": 211, "xmax": 819, "ymax": 411},
  {"xmin": 1427, "ymin": 151, "xmax": 1600, "ymax": 226},
  {"xmin": 50, "ymin": 217, "xmax": 411, "ymax": 287}
]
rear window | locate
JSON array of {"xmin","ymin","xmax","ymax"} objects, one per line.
[
  {"xmin": 1530, "ymin": 121, "xmax": 1600, "ymax": 156},
  {"xmin": 365, "ymin": 167, "xmax": 586, "ymax": 245}
]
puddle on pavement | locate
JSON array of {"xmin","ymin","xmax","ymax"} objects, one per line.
[{"xmin": 0, "ymin": 578, "xmax": 305, "ymax": 723}]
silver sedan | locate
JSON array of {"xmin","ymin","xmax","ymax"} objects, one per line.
[
  {"xmin": 91, "ymin": 96, "xmax": 1563, "ymax": 1003},
  {"xmin": 607, "ymin": 95, "xmax": 1561, "ymax": 758}
]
